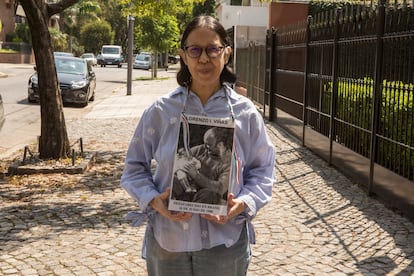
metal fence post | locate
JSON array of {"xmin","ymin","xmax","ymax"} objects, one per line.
[
  {"xmin": 368, "ymin": 0, "xmax": 386, "ymax": 195},
  {"xmin": 302, "ymin": 16, "xmax": 312, "ymax": 146},
  {"xmin": 127, "ymin": 14, "xmax": 134, "ymax": 96},
  {"xmin": 269, "ymin": 27, "xmax": 277, "ymax": 122},
  {"xmin": 328, "ymin": 8, "xmax": 342, "ymax": 165}
]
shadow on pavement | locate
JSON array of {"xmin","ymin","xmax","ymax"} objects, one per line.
[{"xmin": 266, "ymin": 122, "xmax": 414, "ymax": 275}]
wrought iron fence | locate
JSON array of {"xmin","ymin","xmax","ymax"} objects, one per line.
[{"xmin": 233, "ymin": 0, "xmax": 414, "ymax": 219}]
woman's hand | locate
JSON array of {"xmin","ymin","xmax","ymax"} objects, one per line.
[
  {"xmin": 149, "ymin": 188, "xmax": 192, "ymax": 221},
  {"xmin": 201, "ymin": 193, "xmax": 246, "ymax": 224}
]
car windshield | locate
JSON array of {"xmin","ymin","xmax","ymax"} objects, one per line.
[
  {"xmin": 55, "ymin": 58, "xmax": 85, "ymax": 75},
  {"xmin": 102, "ymin": 47, "xmax": 120, "ymax": 54},
  {"xmin": 54, "ymin": 52, "xmax": 74, "ymax": 57},
  {"xmin": 136, "ymin": 55, "xmax": 150, "ymax": 61},
  {"xmin": 82, "ymin": 54, "xmax": 94, "ymax": 58}
]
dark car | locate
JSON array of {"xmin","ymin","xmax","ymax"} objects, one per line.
[
  {"xmin": 0, "ymin": 93, "xmax": 5, "ymax": 130},
  {"xmin": 28, "ymin": 56, "xmax": 96, "ymax": 107},
  {"xmin": 168, "ymin": 54, "xmax": 180, "ymax": 64},
  {"xmin": 133, "ymin": 53, "xmax": 152, "ymax": 70}
]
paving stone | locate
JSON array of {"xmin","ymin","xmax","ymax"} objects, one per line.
[{"xmin": 1, "ymin": 89, "xmax": 414, "ymax": 275}]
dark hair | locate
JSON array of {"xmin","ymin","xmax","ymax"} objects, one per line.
[{"xmin": 177, "ymin": 15, "xmax": 237, "ymax": 87}]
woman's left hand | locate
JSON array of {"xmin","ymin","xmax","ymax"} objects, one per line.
[{"xmin": 201, "ymin": 193, "xmax": 246, "ymax": 224}]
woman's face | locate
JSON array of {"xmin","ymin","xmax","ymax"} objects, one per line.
[{"xmin": 179, "ymin": 27, "xmax": 231, "ymax": 92}]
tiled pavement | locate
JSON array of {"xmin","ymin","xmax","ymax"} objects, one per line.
[{"xmin": 0, "ymin": 77, "xmax": 413, "ymax": 275}]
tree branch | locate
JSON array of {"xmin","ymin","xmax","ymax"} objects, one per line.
[{"xmin": 48, "ymin": 0, "xmax": 80, "ymax": 17}]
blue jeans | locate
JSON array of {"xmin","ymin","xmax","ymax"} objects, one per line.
[{"xmin": 145, "ymin": 224, "xmax": 251, "ymax": 276}]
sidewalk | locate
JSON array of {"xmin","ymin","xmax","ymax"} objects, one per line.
[{"xmin": 0, "ymin": 76, "xmax": 413, "ymax": 275}]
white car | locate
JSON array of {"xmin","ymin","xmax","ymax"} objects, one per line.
[
  {"xmin": 133, "ymin": 53, "xmax": 152, "ymax": 70},
  {"xmin": 81, "ymin": 53, "xmax": 97, "ymax": 66}
]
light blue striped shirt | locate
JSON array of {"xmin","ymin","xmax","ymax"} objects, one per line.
[{"xmin": 121, "ymin": 85, "xmax": 275, "ymax": 255}]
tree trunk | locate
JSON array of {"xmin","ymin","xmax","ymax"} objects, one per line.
[
  {"xmin": 21, "ymin": 1, "xmax": 71, "ymax": 159},
  {"xmin": 154, "ymin": 50, "xmax": 158, "ymax": 79}
]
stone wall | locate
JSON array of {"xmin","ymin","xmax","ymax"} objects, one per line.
[{"xmin": 0, "ymin": 52, "xmax": 35, "ymax": 64}]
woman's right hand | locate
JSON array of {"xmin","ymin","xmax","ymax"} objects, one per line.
[{"xmin": 149, "ymin": 188, "xmax": 192, "ymax": 221}]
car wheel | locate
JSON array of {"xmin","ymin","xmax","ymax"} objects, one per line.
[
  {"xmin": 89, "ymin": 91, "xmax": 95, "ymax": 101},
  {"xmin": 28, "ymin": 97, "xmax": 36, "ymax": 103},
  {"xmin": 118, "ymin": 64, "xmax": 122, "ymax": 68}
]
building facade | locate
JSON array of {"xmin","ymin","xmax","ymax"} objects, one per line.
[{"xmin": 0, "ymin": 0, "xmax": 17, "ymax": 43}]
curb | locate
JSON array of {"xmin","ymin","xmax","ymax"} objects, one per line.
[{"xmin": 7, "ymin": 152, "xmax": 96, "ymax": 175}]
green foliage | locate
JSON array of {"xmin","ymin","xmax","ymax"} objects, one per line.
[
  {"xmin": 380, "ymin": 80, "xmax": 414, "ymax": 173},
  {"xmin": 42, "ymin": 0, "xmax": 204, "ymax": 56},
  {"xmin": 5, "ymin": 32, "xmax": 19, "ymax": 42},
  {"xmin": 70, "ymin": 37, "xmax": 85, "ymax": 56},
  {"xmin": 80, "ymin": 20, "xmax": 114, "ymax": 54},
  {"xmin": 308, "ymin": 0, "xmax": 346, "ymax": 15},
  {"xmin": 323, "ymin": 78, "xmax": 414, "ymax": 176},
  {"xmin": 97, "ymin": 0, "xmax": 128, "ymax": 49},
  {"xmin": 49, "ymin": 27, "xmax": 68, "ymax": 52},
  {"xmin": 0, "ymin": 48, "xmax": 18, "ymax": 53},
  {"xmin": 15, "ymin": 23, "xmax": 31, "ymax": 44},
  {"xmin": 193, "ymin": 0, "xmax": 216, "ymax": 17},
  {"xmin": 135, "ymin": 15, "xmax": 180, "ymax": 53},
  {"xmin": 336, "ymin": 78, "xmax": 373, "ymax": 129},
  {"xmin": 60, "ymin": 0, "xmax": 102, "ymax": 40}
]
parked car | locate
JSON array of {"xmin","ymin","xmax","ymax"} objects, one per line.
[
  {"xmin": 0, "ymin": 93, "xmax": 5, "ymax": 131},
  {"xmin": 133, "ymin": 53, "xmax": 152, "ymax": 70},
  {"xmin": 80, "ymin": 53, "xmax": 97, "ymax": 66},
  {"xmin": 98, "ymin": 45, "xmax": 123, "ymax": 67},
  {"xmin": 28, "ymin": 56, "xmax": 96, "ymax": 107},
  {"xmin": 168, "ymin": 54, "xmax": 180, "ymax": 64},
  {"xmin": 54, "ymin": 51, "xmax": 74, "ymax": 57}
]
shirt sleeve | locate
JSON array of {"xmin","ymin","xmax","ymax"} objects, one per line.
[
  {"xmin": 236, "ymin": 105, "xmax": 276, "ymax": 221},
  {"xmin": 120, "ymin": 106, "xmax": 161, "ymax": 210}
]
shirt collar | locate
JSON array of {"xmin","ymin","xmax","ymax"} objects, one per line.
[{"xmin": 172, "ymin": 84, "xmax": 240, "ymax": 101}]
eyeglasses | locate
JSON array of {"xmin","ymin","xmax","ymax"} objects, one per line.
[{"xmin": 184, "ymin": 45, "xmax": 225, "ymax": 59}]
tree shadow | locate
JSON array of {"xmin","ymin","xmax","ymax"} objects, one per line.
[
  {"xmin": 0, "ymin": 150, "xmax": 137, "ymax": 252},
  {"xmin": 267, "ymin": 122, "xmax": 414, "ymax": 275}
]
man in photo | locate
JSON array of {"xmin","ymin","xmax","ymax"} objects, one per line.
[{"xmin": 172, "ymin": 126, "xmax": 233, "ymax": 205}]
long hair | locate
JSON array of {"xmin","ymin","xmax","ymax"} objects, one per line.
[{"xmin": 177, "ymin": 15, "xmax": 237, "ymax": 87}]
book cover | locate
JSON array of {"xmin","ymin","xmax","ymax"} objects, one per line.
[{"xmin": 168, "ymin": 114, "xmax": 235, "ymax": 216}]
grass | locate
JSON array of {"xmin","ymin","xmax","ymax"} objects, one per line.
[{"xmin": 0, "ymin": 49, "xmax": 18, "ymax": 54}]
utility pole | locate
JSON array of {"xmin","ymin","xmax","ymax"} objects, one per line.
[{"xmin": 127, "ymin": 14, "xmax": 134, "ymax": 96}]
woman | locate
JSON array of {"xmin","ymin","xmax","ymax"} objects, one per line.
[{"xmin": 121, "ymin": 15, "xmax": 275, "ymax": 276}]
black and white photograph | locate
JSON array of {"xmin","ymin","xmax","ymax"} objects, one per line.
[{"xmin": 168, "ymin": 114, "xmax": 235, "ymax": 216}]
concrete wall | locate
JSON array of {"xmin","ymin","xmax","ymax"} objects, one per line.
[
  {"xmin": 216, "ymin": 4, "xmax": 269, "ymax": 30},
  {"xmin": 0, "ymin": 52, "xmax": 34, "ymax": 64},
  {"xmin": 234, "ymin": 25, "xmax": 267, "ymax": 48},
  {"xmin": 268, "ymin": 2, "xmax": 309, "ymax": 28}
]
